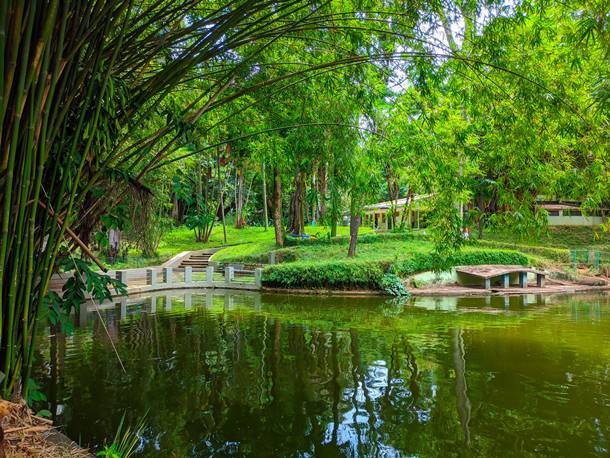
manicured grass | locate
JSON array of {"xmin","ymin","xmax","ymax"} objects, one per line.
[
  {"xmin": 108, "ymin": 224, "xmax": 372, "ymax": 269},
  {"xmin": 107, "ymin": 222, "xmax": 600, "ymax": 272},
  {"xmin": 210, "ymin": 225, "xmax": 373, "ymax": 263},
  {"xmin": 485, "ymin": 226, "xmax": 610, "ymax": 250},
  {"xmin": 214, "ymin": 230, "xmax": 540, "ymax": 268}
]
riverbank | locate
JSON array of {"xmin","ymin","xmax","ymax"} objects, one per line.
[{"xmin": 262, "ymin": 281, "xmax": 610, "ymax": 297}]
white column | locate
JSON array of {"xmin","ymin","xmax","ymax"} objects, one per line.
[
  {"xmin": 184, "ymin": 266, "xmax": 192, "ymax": 285},
  {"xmin": 146, "ymin": 268, "xmax": 157, "ymax": 286},
  {"xmin": 163, "ymin": 267, "xmax": 173, "ymax": 285},
  {"xmin": 225, "ymin": 266, "xmax": 234, "ymax": 284},
  {"xmin": 206, "ymin": 266, "xmax": 214, "ymax": 285},
  {"xmin": 115, "ymin": 270, "xmax": 128, "ymax": 284}
]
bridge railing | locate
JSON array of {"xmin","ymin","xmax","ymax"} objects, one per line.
[{"xmin": 116, "ymin": 265, "xmax": 262, "ymax": 292}]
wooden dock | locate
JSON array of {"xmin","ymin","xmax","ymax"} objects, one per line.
[{"xmin": 455, "ymin": 265, "xmax": 546, "ymax": 289}]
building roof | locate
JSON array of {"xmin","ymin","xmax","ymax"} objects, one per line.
[
  {"xmin": 537, "ymin": 203, "xmax": 581, "ymax": 211},
  {"xmin": 363, "ymin": 194, "xmax": 432, "ymax": 211}
]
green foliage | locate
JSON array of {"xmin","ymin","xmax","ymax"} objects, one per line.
[
  {"xmin": 97, "ymin": 413, "xmax": 146, "ymax": 458},
  {"xmin": 381, "ymin": 273, "xmax": 410, "ymax": 297},
  {"xmin": 25, "ymin": 378, "xmax": 47, "ymax": 405},
  {"xmin": 476, "ymin": 239, "xmax": 570, "ymax": 263},
  {"xmin": 284, "ymin": 231, "xmax": 415, "ymax": 247},
  {"xmin": 390, "ymin": 250, "xmax": 529, "ymax": 276},
  {"xmin": 209, "ymin": 225, "xmax": 372, "ymax": 264},
  {"xmin": 42, "ymin": 259, "xmax": 127, "ymax": 335},
  {"xmin": 262, "ymin": 260, "xmax": 388, "ymax": 290},
  {"xmin": 263, "ymin": 250, "xmax": 528, "ymax": 292}
]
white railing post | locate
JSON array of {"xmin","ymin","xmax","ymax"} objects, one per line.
[
  {"xmin": 225, "ymin": 266, "xmax": 234, "ymax": 284},
  {"xmin": 146, "ymin": 268, "xmax": 157, "ymax": 287},
  {"xmin": 206, "ymin": 266, "xmax": 214, "ymax": 285},
  {"xmin": 254, "ymin": 268, "xmax": 262, "ymax": 288},
  {"xmin": 185, "ymin": 266, "xmax": 192, "ymax": 285},
  {"xmin": 163, "ymin": 267, "xmax": 172, "ymax": 285},
  {"xmin": 115, "ymin": 270, "xmax": 128, "ymax": 285}
]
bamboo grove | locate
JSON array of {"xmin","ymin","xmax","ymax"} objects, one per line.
[
  {"xmin": 0, "ymin": 0, "xmax": 401, "ymax": 399},
  {"xmin": 0, "ymin": 0, "xmax": 608, "ymax": 400}
]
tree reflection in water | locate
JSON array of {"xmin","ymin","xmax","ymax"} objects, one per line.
[{"xmin": 33, "ymin": 291, "xmax": 610, "ymax": 457}]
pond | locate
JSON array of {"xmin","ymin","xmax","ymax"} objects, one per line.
[{"xmin": 33, "ymin": 290, "xmax": 610, "ymax": 457}]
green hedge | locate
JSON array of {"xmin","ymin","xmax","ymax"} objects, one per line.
[
  {"xmin": 262, "ymin": 249, "xmax": 528, "ymax": 290},
  {"xmin": 262, "ymin": 260, "xmax": 388, "ymax": 289},
  {"xmin": 475, "ymin": 239, "xmax": 569, "ymax": 263},
  {"xmin": 283, "ymin": 231, "xmax": 417, "ymax": 247},
  {"xmin": 389, "ymin": 250, "xmax": 529, "ymax": 276}
]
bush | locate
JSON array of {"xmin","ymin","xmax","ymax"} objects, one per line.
[
  {"xmin": 262, "ymin": 260, "xmax": 388, "ymax": 290},
  {"xmin": 283, "ymin": 231, "xmax": 415, "ymax": 247},
  {"xmin": 390, "ymin": 250, "xmax": 529, "ymax": 276},
  {"xmin": 262, "ymin": 249, "xmax": 528, "ymax": 291},
  {"xmin": 381, "ymin": 273, "xmax": 410, "ymax": 297}
]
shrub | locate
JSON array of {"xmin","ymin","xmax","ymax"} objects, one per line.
[
  {"xmin": 283, "ymin": 231, "xmax": 415, "ymax": 247},
  {"xmin": 381, "ymin": 273, "xmax": 410, "ymax": 297},
  {"xmin": 262, "ymin": 249, "xmax": 528, "ymax": 291},
  {"xmin": 390, "ymin": 250, "xmax": 528, "ymax": 276},
  {"xmin": 262, "ymin": 260, "xmax": 387, "ymax": 289}
]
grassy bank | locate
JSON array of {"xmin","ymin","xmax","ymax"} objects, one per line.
[
  {"xmin": 105, "ymin": 225, "xmax": 372, "ymax": 269},
  {"xmin": 106, "ymin": 222, "xmax": 605, "ymax": 293},
  {"xmin": 261, "ymin": 249, "xmax": 530, "ymax": 290},
  {"xmin": 483, "ymin": 226, "xmax": 610, "ymax": 250}
]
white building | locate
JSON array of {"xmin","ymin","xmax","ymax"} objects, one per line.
[{"xmin": 362, "ymin": 195, "xmax": 431, "ymax": 230}]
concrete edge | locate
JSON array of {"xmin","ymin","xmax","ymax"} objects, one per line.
[
  {"xmin": 161, "ymin": 251, "xmax": 191, "ymax": 268},
  {"xmin": 261, "ymin": 284, "xmax": 610, "ymax": 298}
]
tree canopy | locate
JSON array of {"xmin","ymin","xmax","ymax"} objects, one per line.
[{"xmin": 0, "ymin": 0, "xmax": 608, "ymax": 398}]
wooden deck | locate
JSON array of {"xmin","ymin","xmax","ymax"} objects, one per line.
[{"xmin": 455, "ymin": 264, "xmax": 546, "ymax": 289}]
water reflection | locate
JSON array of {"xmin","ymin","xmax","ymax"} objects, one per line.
[{"xmin": 35, "ymin": 291, "xmax": 610, "ymax": 457}]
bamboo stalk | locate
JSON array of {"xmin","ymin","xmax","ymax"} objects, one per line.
[{"xmin": 37, "ymin": 202, "xmax": 107, "ymax": 272}]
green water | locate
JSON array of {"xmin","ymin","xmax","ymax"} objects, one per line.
[{"xmin": 34, "ymin": 291, "xmax": 610, "ymax": 457}]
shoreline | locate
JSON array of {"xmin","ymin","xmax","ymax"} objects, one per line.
[{"xmin": 261, "ymin": 283, "xmax": 610, "ymax": 297}]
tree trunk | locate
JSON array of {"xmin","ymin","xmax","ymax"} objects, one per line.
[
  {"xmin": 261, "ymin": 162, "xmax": 269, "ymax": 230},
  {"xmin": 399, "ymin": 188, "xmax": 414, "ymax": 230},
  {"xmin": 217, "ymin": 154, "xmax": 228, "ymax": 244},
  {"xmin": 477, "ymin": 187, "xmax": 485, "ymax": 239},
  {"xmin": 318, "ymin": 163, "xmax": 327, "ymax": 221},
  {"xmin": 348, "ymin": 202, "xmax": 361, "ymax": 258},
  {"xmin": 288, "ymin": 171, "xmax": 305, "ymax": 235},
  {"xmin": 235, "ymin": 166, "xmax": 245, "ymax": 228},
  {"xmin": 273, "ymin": 167, "xmax": 284, "ymax": 247}
]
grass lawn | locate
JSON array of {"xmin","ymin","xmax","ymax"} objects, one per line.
[
  {"xmin": 213, "ymin": 230, "xmax": 542, "ymax": 267},
  {"xmin": 106, "ymin": 222, "xmax": 606, "ymax": 271},
  {"xmin": 214, "ymin": 236, "xmax": 434, "ymax": 264},
  {"xmin": 485, "ymin": 226, "xmax": 610, "ymax": 250},
  {"xmin": 107, "ymin": 224, "xmax": 373, "ymax": 269}
]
